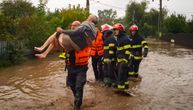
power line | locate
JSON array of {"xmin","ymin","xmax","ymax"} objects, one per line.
[{"xmin": 90, "ymin": 0, "xmax": 126, "ymax": 11}]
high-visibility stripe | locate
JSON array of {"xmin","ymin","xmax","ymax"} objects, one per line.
[
  {"xmin": 141, "ymin": 40, "xmax": 147, "ymax": 45},
  {"xmin": 109, "ymin": 50, "xmax": 114, "ymax": 54},
  {"xmin": 111, "ymin": 59, "xmax": 116, "ymax": 61},
  {"xmin": 128, "ymin": 72, "xmax": 135, "ymax": 75},
  {"xmin": 144, "ymin": 45, "xmax": 148, "ymax": 48},
  {"xmin": 128, "ymin": 72, "xmax": 138, "ymax": 75},
  {"xmin": 104, "ymin": 46, "xmax": 109, "ymax": 50},
  {"xmin": 117, "ymin": 47, "xmax": 124, "ymax": 50},
  {"xmin": 104, "ymin": 58, "xmax": 116, "ymax": 62},
  {"xmin": 109, "ymin": 43, "xmax": 115, "ymax": 47},
  {"xmin": 123, "ymin": 58, "xmax": 128, "ymax": 63},
  {"xmin": 134, "ymin": 56, "xmax": 143, "ymax": 60},
  {"xmin": 117, "ymin": 58, "xmax": 128, "ymax": 63},
  {"xmin": 124, "ymin": 81, "xmax": 129, "ymax": 85},
  {"xmin": 58, "ymin": 52, "xmax": 66, "ymax": 59},
  {"xmin": 125, "ymin": 50, "xmax": 130, "ymax": 55},
  {"xmin": 132, "ymin": 45, "xmax": 142, "ymax": 48},
  {"xmin": 104, "ymin": 58, "xmax": 111, "ymax": 62},
  {"xmin": 124, "ymin": 44, "xmax": 131, "ymax": 49},
  {"xmin": 118, "ymin": 85, "xmax": 125, "ymax": 89}
]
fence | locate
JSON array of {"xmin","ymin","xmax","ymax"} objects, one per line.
[
  {"xmin": 0, "ymin": 41, "xmax": 8, "ymax": 56},
  {"xmin": 161, "ymin": 33, "xmax": 193, "ymax": 49}
]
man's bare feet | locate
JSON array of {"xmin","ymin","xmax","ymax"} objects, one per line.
[
  {"xmin": 34, "ymin": 47, "xmax": 44, "ymax": 52},
  {"xmin": 35, "ymin": 54, "xmax": 47, "ymax": 59}
]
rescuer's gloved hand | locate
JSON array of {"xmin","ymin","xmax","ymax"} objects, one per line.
[{"xmin": 143, "ymin": 48, "xmax": 148, "ymax": 57}]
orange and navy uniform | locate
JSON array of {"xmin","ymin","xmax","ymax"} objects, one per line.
[{"xmin": 60, "ymin": 47, "xmax": 90, "ymax": 66}]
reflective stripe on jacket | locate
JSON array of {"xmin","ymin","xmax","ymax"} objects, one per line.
[
  {"xmin": 103, "ymin": 36, "xmax": 117, "ymax": 62},
  {"xmin": 116, "ymin": 34, "xmax": 132, "ymax": 63},
  {"xmin": 129, "ymin": 35, "xmax": 148, "ymax": 60}
]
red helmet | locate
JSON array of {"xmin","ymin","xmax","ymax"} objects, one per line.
[
  {"xmin": 129, "ymin": 25, "xmax": 138, "ymax": 31},
  {"xmin": 101, "ymin": 25, "xmax": 111, "ymax": 32},
  {"xmin": 113, "ymin": 23, "xmax": 125, "ymax": 31}
]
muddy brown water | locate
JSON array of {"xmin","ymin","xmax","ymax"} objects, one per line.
[{"xmin": 0, "ymin": 41, "xmax": 193, "ymax": 110}]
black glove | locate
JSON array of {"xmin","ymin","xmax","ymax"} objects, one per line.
[{"xmin": 143, "ymin": 48, "xmax": 148, "ymax": 57}]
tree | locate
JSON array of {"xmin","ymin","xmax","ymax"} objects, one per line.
[
  {"xmin": 164, "ymin": 14, "xmax": 187, "ymax": 33},
  {"xmin": 0, "ymin": 0, "xmax": 35, "ymax": 19},
  {"xmin": 125, "ymin": 1, "xmax": 147, "ymax": 26},
  {"xmin": 187, "ymin": 16, "xmax": 193, "ymax": 33},
  {"xmin": 98, "ymin": 9, "xmax": 118, "ymax": 26},
  {"xmin": 60, "ymin": 7, "xmax": 89, "ymax": 29}
]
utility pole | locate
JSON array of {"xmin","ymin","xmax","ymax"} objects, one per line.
[
  {"xmin": 152, "ymin": 0, "xmax": 164, "ymax": 37},
  {"xmin": 86, "ymin": 0, "xmax": 90, "ymax": 13},
  {"xmin": 132, "ymin": 10, "xmax": 135, "ymax": 24},
  {"xmin": 159, "ymin": 0, "xmax": 162, "ymax": 37}
]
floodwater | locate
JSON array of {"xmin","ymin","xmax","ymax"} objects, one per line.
[{"xmin": 0, "ymin": 40, "xmax": 193, "ymax": 110}]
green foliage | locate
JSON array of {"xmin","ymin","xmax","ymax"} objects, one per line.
[
  {"xmin": 60, "ymin": 7, "xmax": 89, "ymax": 29},
  {"xmin": 98, "ymin": 9, "xmax": 118, "ymax": 26},
  {"xmin": 125, "ymin": 1, "xmax": 147, "ymax": 26},
  {"xmin": 187, "ymin": 17, "xmax": 193, "ymax": 33},
  {"xmin": 0, "ymin": 0, "xmax": 35, "ymax": 19},
  {"xmin": 164, "ymin": 14, "xmax": 187, "ymax": 33},
  {"xmin": 141, "ymin": 23, "xmax": 153, "ymax": 36},
  {"xmin": 17, "ymin": 15, "xmax": 51, "ymax": 50},
  {"xmin": 0, "ymin": 0, "xmax": 89, "ymax": 67}
]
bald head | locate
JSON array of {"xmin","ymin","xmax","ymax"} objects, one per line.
[
  {"xmin": 71, "ymin": 21, "xmax": 81, "ymax": 30},
  {"xmin": 87, "ymin": 15, "xmax": 98, "ymax": 25}
]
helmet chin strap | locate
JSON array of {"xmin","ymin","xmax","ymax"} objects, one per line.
[{"xmin": 131, "ymin": 31, "xmax": 137, "ymax": 37}]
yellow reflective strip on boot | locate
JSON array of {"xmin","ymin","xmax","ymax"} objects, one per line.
[
  {"xmin": 118, "ymin": 85, "xmax": 125, "ymax": 89},
  {"xmin": 124, "ymin": 81, "xmax": 129, "ymax": 85},
  {"xmin": 128, "ymin": 72, "xmax": 135, "ymax": 75}
]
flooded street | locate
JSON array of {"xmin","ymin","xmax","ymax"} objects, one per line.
[{"xmin": 0, "ymin": 40, "xmax": 193, "ymax": 110}]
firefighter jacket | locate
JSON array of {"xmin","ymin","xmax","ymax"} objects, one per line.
[
  {"xmin": 59, "ymin": 47, "xmax": 90, "ymax": 66},
  {"xmin": 116, "ymin": 33, "xmax": 132, "ymax": 63},
  {"xmin": 129, "ymin": 35, "xmax": 148, "ymax": 60},
  {"xmin": 90, "ymin": 30, "xmax": 104, "ymax": 56},
  {"xmin": 103, "ymin": 36, "xmax": 117, "ymax": 62}
]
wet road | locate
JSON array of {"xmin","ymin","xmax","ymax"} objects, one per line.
[{"xmin": 0, "ymin": 40, "xmax": 193, "ymax": 110}]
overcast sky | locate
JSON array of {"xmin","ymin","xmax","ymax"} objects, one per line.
[{"xmin": 30, "ymin": 0, "xmax": 193, "ymax": 20}]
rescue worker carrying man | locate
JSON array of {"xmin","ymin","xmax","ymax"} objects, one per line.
[
  {"xmin": 101, "ymin": 24, "xmax": 117, "ymax": 87},
  {"xmin": 113, "ymin": 23, "xmax": 132, "ymax": 92},
  {"xmin": 90, "ymin": 29, "xmax": 104, "ymax": 81},
  {"xmin": 128, "ymin": 25, "xmax": 148, "ymax": 80},
  {"xmin": 60, "ymin": 21, "xmax": 90, "ymax": 110}
]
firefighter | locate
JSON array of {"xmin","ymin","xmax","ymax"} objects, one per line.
[
  {"xmin": 90, "ymin": 29, "xmax": 104, "ymax": 81},
  {"xmin": 128, "ymin": 24, "xmax": 148, "ymax": 80},
  {"xmin": 101, "ymin": 24, "xmax": 117, "ymax": 87},
  {"xmin": 59, "ymin": 21, "xmax": 90, "ymax": 110},
  {"xmin": 113, "ymin": 23, "xmax": 132, "ymax": 92}
]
